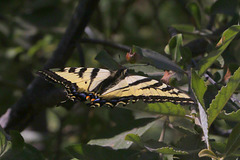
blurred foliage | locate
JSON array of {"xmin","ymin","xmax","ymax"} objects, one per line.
[{"xmin": 1, "ymin": 0, "xmax": 240, "ymax": 160}]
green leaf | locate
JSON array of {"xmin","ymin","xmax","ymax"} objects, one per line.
[
  {"xmin": 66, "ymin": 144, "xmax": 137, "ymax": 160},
  {"xmin": 164, "ymin": 34, "xmax": 183, "ymax": 62},
  {"xmin": 191, "ymin": 70, "xmax": 209, "ymax": 147},
  {"xmin": 198, "ymin": 149, "xmax": 218, "ymax": 159},
  {"xmin": 132, "ymin": 46, "xmax": 184, "ymax": 73},
  {"xmin": 124, "ymin": 102, "xmax": 186, "ymax": 117},
  {"xmin": 155, "ymin": 147, "xmax": 188, "ymax": 155},
  {"xmin": 207, "ymin": 67, "xmax": 240, "ymax": 127},
  {"xmin": 0, "ymin": 127, "xmax": 7, "ymax": 156},
  {"xmin": 125, "ymin": 133, "xmax": 144, "ymax": 148},
  {"xmin": 198, "ymin": 25, "xmax": 240, "ymax": 76},
  {"xmin": 171, "ymin": 24, "xmax": 195, "ymax": 33},
  {"xmin": 186, "ymin": 2, "xmax": 201, "ymax": 28},
  {"xmin": 88, "ymin": 119, "xmax": 157, "ymax": 149},
  {"xmin": 218, "ymin": 110, "xmax": 240, "ymax": 122},
  {"xmin": 191, "ymin": 70, "xmax": 207, "ymax": 108},
  {"xmin": 224, "ymin": 123, "xmax": 240, "ymax": 157},
  {"xmin": 125, "ymin": 134, "xmax": 188, "ymax": 155},
  {"xmin": 95, "ymin": 50, "xmax": 121, "ymax": 70}
]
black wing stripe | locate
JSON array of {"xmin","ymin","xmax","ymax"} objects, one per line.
[
  {"xmin": 102, "ymin": 77, "xmax": 154, "ymax": 94},
  {"xmin": 78, "ymin": 68, "xmax": 87, "ymax": 77},
  {"xmin": 93, "ymin": 69, "xmax": 127, "ymax": 94},
  {"xmin": 140, "ymin": 82, "xmax": 163, "ymax": 89},
  {"xmin": 68, "ymin": 67, "xmax": 76, "ymax": 73},
  {"xmin": 88, "ymin": 68, "xmax": 100, "ymax": 91},
  {"xmin": 90, "ymin": 68, "xmax": 100, "ymax": 81},
  {"xmin": 128, "ymin": 77, "xmax": 153, "ymax": 87}
]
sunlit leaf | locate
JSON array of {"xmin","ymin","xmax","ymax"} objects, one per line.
[{"xmin": 198, "ymin": 149, "xmax": 218, "ymax": 159}]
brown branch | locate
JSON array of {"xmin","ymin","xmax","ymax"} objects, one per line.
[{"xmin": 0, "ymin": 0, "xmax": 100, "ymax": 132}]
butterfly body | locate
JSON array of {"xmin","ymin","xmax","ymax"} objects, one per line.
[{"xmin": 38, "ymin": 67, "xmax": 194, "ymax": 107}]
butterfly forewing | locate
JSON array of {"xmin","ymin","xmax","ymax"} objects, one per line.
[{"xmin": 52, "ymin": 67, "xmax": 111, "ymax": 93}]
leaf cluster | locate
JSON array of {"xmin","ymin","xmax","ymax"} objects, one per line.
[{"xmin": 1, "ymin": 0, "xmax": 240, "ymax": 160}]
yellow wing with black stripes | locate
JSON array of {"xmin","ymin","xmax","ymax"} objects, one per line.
[{"xmin": 38, "ymin": 67, "xmax": 194, "ymax": 107}]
